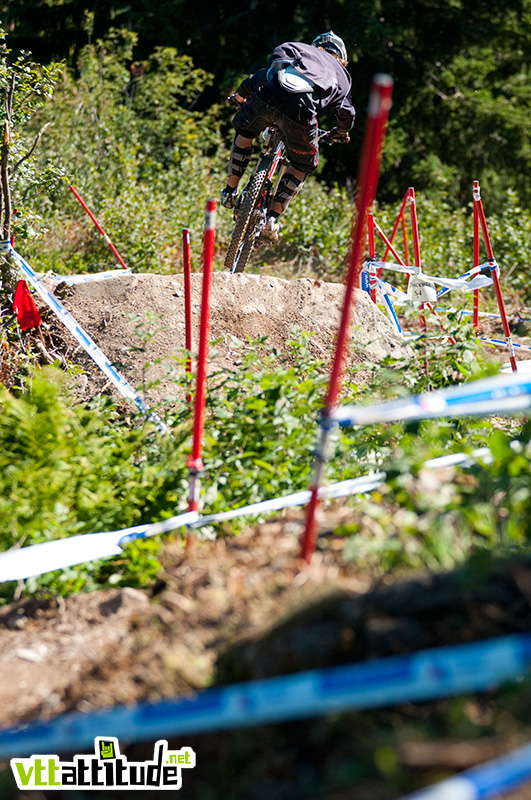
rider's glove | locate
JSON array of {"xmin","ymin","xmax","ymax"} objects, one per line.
[
  {"xmin": 227, "ymin": 94, "xmax": 244, "ymax": 110},
  {"xmin": 329, "ymin": 127, "xmax": 350, "ymax": 144}
]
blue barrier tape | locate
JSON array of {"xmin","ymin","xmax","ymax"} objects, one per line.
[
  {"xmin": 404, "ymin": 741, "xmax": 531, "ymax": 799},
  {"xmin": 0, "ymin": 633, "xmax": 530, "ymax": 759},
  {"xmin": 332, "ymin": 372, "xmax": 531, "ymax": 427}
]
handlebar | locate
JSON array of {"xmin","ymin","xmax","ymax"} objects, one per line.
[
  {"xmin": 227, "ymin": 94, "xmax": 244, "ymax": 110},
  {"xmin": 318, "ymin": 128, "xmax": 350, "ymax": 145}
]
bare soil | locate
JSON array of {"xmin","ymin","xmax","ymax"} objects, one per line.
[
  {"xmin": 1, "ymin": 271, "xmax": 531, "ymax": 799},
  {"xmin": 45, "ymin": 271, "xmax": 411, "ymax": 408}
]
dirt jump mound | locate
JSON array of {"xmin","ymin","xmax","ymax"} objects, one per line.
[{"xmin": 52, "ymin": 272, "xmax": 411, "ymax": 406}]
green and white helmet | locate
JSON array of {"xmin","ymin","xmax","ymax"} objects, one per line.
[{"xmin": 311, "ymin": 30, "xmax": 348, "ymax": 62}]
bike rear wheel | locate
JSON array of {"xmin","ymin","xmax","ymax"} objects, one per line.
[{"xmin": 224, "ymin": 165, "xmax": 268, "ymax": 273}]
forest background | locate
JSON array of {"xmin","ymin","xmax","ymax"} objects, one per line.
[{"xmin": 1, "ymin": 0, "xmax": 531, "ymax": 283}]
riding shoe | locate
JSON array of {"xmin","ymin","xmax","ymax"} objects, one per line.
[
  {"xmin": 261, "ymin": 216, "xmax": 280, "ymax": 243},
  {"xmin": 220, "ymin": 187, "xmax": 239, "ymax": 209}
]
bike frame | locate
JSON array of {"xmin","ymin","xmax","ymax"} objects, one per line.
[
  {"xmin": 224, "ymin": 127, "xmax": 329, "ymax": 273},
  {"xmin": 260, "ymin": 128, "xmax": 290, "ymax": 211}
]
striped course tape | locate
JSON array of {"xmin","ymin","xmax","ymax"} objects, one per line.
[
  {"xmin": 482, "ymin": 337, "xmax": 531, "ymax": 353},
  {"xmin": 0, "ymin": 511, "xmax": 200, "ymax": 583},
  {"xmin": 49, "ymin": 268, "xmax": 132, "ymax": 284},
  {"xmin": 362, "ymin": 260, "xmax": 494, "ymax": 293},
  {"xmin": 0, "ymin": 241, "xmax": 166, "ymax": 433},
  {"xmin": 404, "ymin": 741, "xmax": 531, "ymax": 799},
  {"xmin": 0, "ymin": 633, "xmax": 530, "ymax": 760},
  {"xmin": 332, "ymin": 372, "xmax": 531, "ymax": 427},
  {"xmin": 0, "ymin": 474, "xmax": 384, "ymax": 582}
]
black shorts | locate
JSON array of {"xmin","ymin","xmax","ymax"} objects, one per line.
[{"xmin": 233, "ymin": 88, "xmax": 319, "ymax": 174}]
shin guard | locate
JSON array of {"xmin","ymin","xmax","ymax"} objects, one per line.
[
  {"xmin": 228, "ymin": 142, "xmax": 253, "ymax": 178},
  {"xmin": 274, "ymin": 173, "xmax": 304, "ymax": 210}
]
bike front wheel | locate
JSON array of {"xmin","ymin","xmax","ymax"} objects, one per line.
[{"xmin": 224, "ymin": 166, "xmax": 268, "ymax": 273}]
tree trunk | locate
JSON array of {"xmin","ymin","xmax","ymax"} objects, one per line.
[{"xmin": 0, "ymin": 76, "xmax": 16, "ymax": 303}]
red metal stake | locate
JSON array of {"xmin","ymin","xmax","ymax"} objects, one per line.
[
  {"xmin": 401, "ymin": 201, "xmax": 410, "ymax": 266},
  {"xmin": 367, "ymin": 213, "xmax": 377, "ymax": 302},
  {"xmin": 187, "ymin": 200, "xmax": 217, "ymax": 518},
  {"xmin": 473, "ymin": 181, "xmax": 517, "ymax": 372},
  {"xmin": 473, "ymin": 186, "xmax": 480, "ymax": 331},
  {"xmin": 378, "ymin": 187, "xmax": 411, "ymax": 277},
  {"xmin": 182, "ymin": 229, "xmax": 193, "ymax": 405},
  {"xmin": 406, "ymin": 189, "xmax": 425, "ymax": 337},
  {"xmin": 374, "ymin": 220, "xmax": 407, "ymax": 266},
  {"xmin": 299, "ymin": 74, "xmax": 394, "ymax": 564},
  {"xmin": 409, "ymin": 188, "xmax": 422, "ymax": 273},
  {"xmin": 68, "ymin": 183, "xmax": 129, "ymax": 270}
]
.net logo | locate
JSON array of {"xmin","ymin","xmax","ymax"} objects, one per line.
[{"xmin": 11, "ymin": 737, "xmax": 195, "ymax": 791}]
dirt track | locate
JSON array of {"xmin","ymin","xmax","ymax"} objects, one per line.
[{"xmin": 46, "ymin": 271, "xmax": 411, "ymax": 407}]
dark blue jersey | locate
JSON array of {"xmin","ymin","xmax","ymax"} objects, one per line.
[{"xmin": 238, "ymin": 41, "xmax": 355, "ymax": 131}]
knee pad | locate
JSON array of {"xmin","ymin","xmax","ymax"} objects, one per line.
[
  {"xmin": 274, "ymin": 173, "xmax": 304, "ymax": 210},
  {"xmin": 228, "ymin": 142, "xmax": 253, "ymax": 178}
]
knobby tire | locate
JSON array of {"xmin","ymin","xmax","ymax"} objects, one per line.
[
  {"xmin": 224, "ymin": 165, "xmax": 268, "ymax": 273},
  {"xmin": 232, "ymin": 221, "xmax": 258, "ymax": 273}
]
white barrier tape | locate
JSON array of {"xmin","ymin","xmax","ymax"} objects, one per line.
[
  {"xmin": 404, "ymin": 741, "xmax": 531, "ymax": 800},
  {"xmin": 0, "ymin": 242, "xmax": 166, "ymax": 434},
  {"xmin": 50, "ymin": 268, "xmax": 132, "ymax": 284},
  {"xmin": 363, "ymin": 261, "xmax": 493, "ymax": 292},
  {"xmin": 332, "ymin": 372, "xmax": 531, "ymax": 427},
  {"xmin": 0, "ymin": 511, "xmax": 199, "ymax": 583},
  {"xmin": 188, "ymin": 474, "xmax": 384, "ymax": 529},
  {"xmin": 423, "ymin": 447, "xmax": 491, "ymax": 470},
  {"xmin": 435, "ymin": 263, "xmax": 496, "ymax": 299},
  {"xmin": 481, "ymin": 336, "xmax": 531, "ymax": 352},
  {"xmin": 0, "ymin": 476, "xmax": 384, "ymax": 583},
  {"xmin": 439, "ymin": 274, "xmax": 492, "ymax": 293},
  {"xmin": 1, "ymin": 632, "xmax": 530, "ymax": 759}
]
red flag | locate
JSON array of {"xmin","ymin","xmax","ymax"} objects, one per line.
[{"xmin": 13, "ymin": 280, "xmax": 42, "ymax": 330}]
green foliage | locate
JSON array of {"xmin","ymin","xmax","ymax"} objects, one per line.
[
  {"xmin": 200, "ymin": 332, "xmax": 328, "ymax": 511},
  {"xmin": 0, "ymin": 368, "xmax": 191, "ymax": 600},
  {"xmin": 13, "ymin": 28, "xmax": 230, "ymax": 273},
  {"xmin": 0, "ymin": 317, "xmax": 526, "ymax": 607},
  {"xmin": 336, "ymin": 415, "xmax": 530, "ymax": 575}
]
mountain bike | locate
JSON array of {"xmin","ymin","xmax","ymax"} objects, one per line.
[{"xmin": 224, "ymin": 127, "xmax": 330, "ymax": 274}]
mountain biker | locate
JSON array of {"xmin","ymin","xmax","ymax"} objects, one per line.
[{"xmin": 221, "ymin": 31, "xmax": 355, "ymax": 243}]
